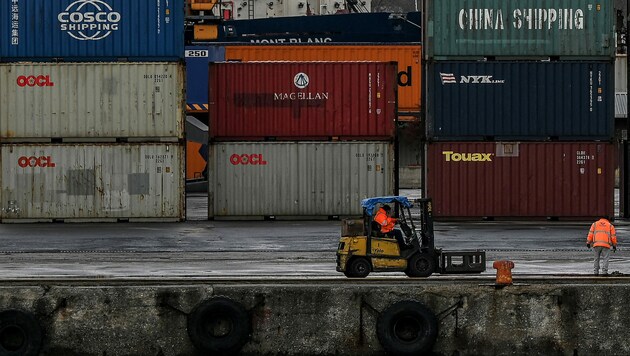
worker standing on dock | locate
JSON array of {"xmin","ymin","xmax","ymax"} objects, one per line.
[{"xmin": 587, "ymin": 217, "xmax": 618, "ymax": 276}]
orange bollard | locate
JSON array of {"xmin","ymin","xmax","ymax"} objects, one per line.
[{"xmin": 493, "ymin": 260, "xmax": 515, "ymax": 286}]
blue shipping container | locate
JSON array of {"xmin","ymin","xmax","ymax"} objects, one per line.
[
  {"xmin": 427, "ymin": 61, "xmax": 614, "ymax": 141},
  {"xmin": 1, "ymin": 0, "xmax": 184, "ymax": 62},
  {"xmin": 185, "ymin": 46, "xmax": 225, "ymax": 112}
]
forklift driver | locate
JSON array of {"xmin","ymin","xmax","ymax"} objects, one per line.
[{"xmin": 374, "ymin": 205, "xmax": 406, "ymax": 248}]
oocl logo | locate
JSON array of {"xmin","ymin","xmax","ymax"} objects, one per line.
[
  {"xmin": 230, "ymin": 154, "xmax": 268, "ymax": 166},
  {"xmin": 18, "ymin": 156, "xmax": 56, "ymax": 168},
  {"xmin": 16, "ymin": 75, "xmax": 55, "ymax": 87},
  {"xmin": 58, "ymin": 0, "xmax": 121, "ymax": 41},
  {"xmin": 294, "ymin": 72, "xmax": 309, "ymax": 89}
]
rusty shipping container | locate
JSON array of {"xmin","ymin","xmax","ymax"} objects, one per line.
[
  {"xmin": 0, "ymin": 63, "xmax": 185, "ymax": 140},
  {"xmin": 209, "ymin": 62, "xmax": 397, "ymax": 140},
  {"xmin": 224, "ymin": 45, "xmax": 421, "ymax": 114},
  {"xmin": 0, "ymin": 144, "xmax": 184, "ymax": 222},
  {"xmin": 209, "ymin": 142, "xmax": 394, "ymax": 218},
  {"xmin": 424, "ymin": 0, "xmax": 615, "ymax": 59},
  {"xmin": 426, "ymin": 142, "xmax": 615, "ymax": 219},
  {"xmin": 427, "ymin": 61, "xmax": 614, "ymax": 140}
]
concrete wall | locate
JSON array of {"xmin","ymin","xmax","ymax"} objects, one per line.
[{"xmin": 1, "ymin": 280, "xmax": 629, "ymax": 355}]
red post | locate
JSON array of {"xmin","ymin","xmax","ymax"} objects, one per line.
[{"xmin": 492, "ymin": 260, "xmax": 515, "ymax": 286}]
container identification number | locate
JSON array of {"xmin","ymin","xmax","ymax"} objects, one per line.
[
  {"xmin": 143, "ymin": 74, "xmax": 172, "ymax": 83},
  {"xmin": 145, "ymin": 154, "xmax": 171, "ymax": 163},
  {"xmin": 576, "ymin": 151, "xmax": 594, "ymax": 165},
  {"xmin": 356, "ymin": 153, "xmax": 384, "ymax": 162}
]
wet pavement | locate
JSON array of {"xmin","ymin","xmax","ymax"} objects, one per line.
[{"xmin": 0, "ymin": 193, "xmax": 627, "ymax": 279}]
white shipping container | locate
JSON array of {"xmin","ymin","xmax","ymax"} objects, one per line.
[
  {"xmin": 1, "ymin": 144, "xmax": 184, "ymax": 222},
  {"xmin": 209, "ymin": 142, "xmax": 394, "ymax": 218},
  {"xmin": 0, "ymin": 63, "xmax": 185, "ymax": 140}
]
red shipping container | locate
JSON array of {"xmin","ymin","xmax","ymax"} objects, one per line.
[
  {"xmin": 209, "ymin": 61, "xmax": 397, "ymax": 140},
  {"xmin": 427, "ymin": 142, "xmax": 615, "ymax": 219}
]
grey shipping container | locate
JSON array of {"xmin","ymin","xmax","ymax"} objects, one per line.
[
  {"xmin": 427, "ymin": 61, "xmax": 614, "ymax": 141},
  {"xmin": 209, "ymin": 142, "xmax": 394, "ymax": 218},
  {"xmin": 0, "ymin": 144, "xmax": 184, "ymax": 222},
  {"xmin": 0, "ymin": 63, "xmax": 185, "ymax": 140},
  {"xmin": 424, "ymin": 0, "xmax": 615, "ymax": 59}
]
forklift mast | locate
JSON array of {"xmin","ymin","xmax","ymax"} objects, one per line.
[{"xmin": 420, "ymin": 199, "xmax": 436, "ymax": 251}]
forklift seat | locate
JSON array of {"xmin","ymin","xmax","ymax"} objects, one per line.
[{"xmin": 371, "ymin": 221, "xmax": 384, "ymax": 237}]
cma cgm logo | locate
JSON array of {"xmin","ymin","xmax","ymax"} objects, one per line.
[
  {"xmin": 440, "ymin": 72, "xmax": 506, "ymax": 85},
  {"xmin": 274, "ymin": 72, "xmax": 329, "ymax": 101},
  {"xmin": 18, "ymin": 156, "xmax": 56, "ymax": 168},
  {"xmin": 294, "ymin": 72, "xmax": 309, "ymax": 89},
  {"xmin": 442, "ymin": 151, "xmax": 493, "ymax": 162},
  {"xmin": 16, "ymin": 75, "xmax": 54, "ymax": 87},
  {"xmin": 58, "ymin": 0, "xmax": 121, "ymax": 41}
]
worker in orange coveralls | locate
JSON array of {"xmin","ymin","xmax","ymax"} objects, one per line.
[
  {"xmin": 587, "ymin": 217, "xmax": 618, "ymax": 276},
  {"xmin": 374, "ymin": 205, "xmax": 406, "ymax": 248}
]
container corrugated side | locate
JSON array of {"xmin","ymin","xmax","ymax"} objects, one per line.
[
  {"xmin": 185, "ymin": 46, "xmax": 225, "ymax": 112},
  {"xmin": 424, "ymin": 0, "xmax": 615, "ymax": 59},
  {"xmin": 0, "ymin": 144, "xmax": 184, "ymax": 222},
  {"xmin": 426, "ymin": 142, "xmax": 615, "ymax": 218},
  {"xmin": 225, "ymin": 45, "xmax": 421, "ymax": 114},
  {"xmin": 214, "ymin": 11, "xmax": 421, "ymax": 43},
  {"xmin": 209, "ymin": 142, "xmax": 394, "ymax": 218},
  {"xmin": 209, "ymin": 62, "xmax": 397, "ymax": 140},
  {"xmin": 427, "ymin": 61, "xmax": 614, "ymax": 141},
  {"xmin": 0, "ymin": 63, "xmax": 185, "ymax": 140},
  {"xmin": 0, "ymin": 0, "xmax": 184, "ymax": 61},
  {"xmin": 616, "ymin": 55, "xmax": 627, "ymax": 92}
]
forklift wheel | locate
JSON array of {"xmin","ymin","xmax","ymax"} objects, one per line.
[
  {"xmin": 344, "ymin": 257, "xmax": 371, "ymax": 278},
  {"xmin": 377, "ymin": 300, "xmax": 438, "ymax": 356},
  {"xmin": 405, "ymin": 253, "xmax": 436, "ymax": 278}
]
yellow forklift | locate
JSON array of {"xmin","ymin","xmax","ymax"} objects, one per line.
[{"xmin": 336, "ymin": 196, "xmax": 486, "ymax": 278}]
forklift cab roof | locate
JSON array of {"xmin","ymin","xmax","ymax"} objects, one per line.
[{"xmin": 361, "ymin": 196, "xmax": 413, "ymax": 217}]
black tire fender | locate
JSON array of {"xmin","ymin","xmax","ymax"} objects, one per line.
[
  {"xmin": 377, "ymin": 300, "xmax": 438, "ymax": 356},
  {"xmin": 0, "ymin": 309, "xmax": 43, "ymax": 356},
  {"xmin": 187, "ymin": 297, "xmax": 250, "ymax": 355}
]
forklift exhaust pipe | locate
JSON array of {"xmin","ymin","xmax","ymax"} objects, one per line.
[{"xmin": 493, "ymin": 260, "xmax": 515, "ymax": 286}]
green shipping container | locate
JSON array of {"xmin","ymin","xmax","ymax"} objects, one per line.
[{"xmin": 424, "ymin": 0, "xmax": 615, "ymax": 59}]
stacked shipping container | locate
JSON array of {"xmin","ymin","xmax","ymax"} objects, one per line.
[
  {"xmin": 223, "ymin": 45, "xmax": 421, "ymax": 115},
  {"xmin": 221, "ymin": 44, "xmax": 423, "ymax": 189},
  {"xmin": 184, "ymin": 47, "xmax": 225, "ymax": 182},
  {"xmin": 0, "ymin": 0, "xmax": 185, "ymax": 222},
  {"xmin": 185, "ymin": 18, "xmax": 423, "ymax": 189},
  {"xmin": 423, "ymin": 0, "xmax": 617, "ymax": 219},
  {"xmin": 208, "ymin": 62, "xmax": 398, "ymax": 218}
]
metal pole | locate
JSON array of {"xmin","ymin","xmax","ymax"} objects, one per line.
[
  {"xmin": 624, "ymin": 0, "xmax": 630, "ymax": 218},
  {"xmin": 415, "ymin": 0, "xmax": 419, "ymax": 12}
]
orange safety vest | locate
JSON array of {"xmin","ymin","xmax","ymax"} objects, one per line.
[
  {"xmin": 587, "ymin": 218, "xmax": 617, "ymax": 249},
  {"xmin": 374, "ymin": 208, "xmax": 396, "ymax": 234}
]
